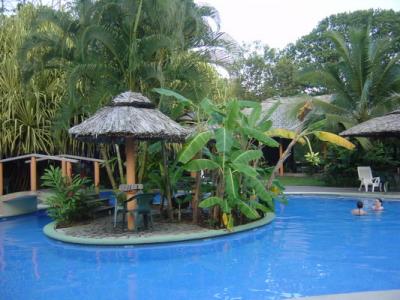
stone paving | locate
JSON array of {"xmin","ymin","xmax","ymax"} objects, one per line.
[{"xmin": 57, "ymin": 214, "xmax": 209, "ymax": 240}]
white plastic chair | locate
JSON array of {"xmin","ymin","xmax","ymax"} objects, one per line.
[{"xmin": 357, "ymin": 167, "xmax": 381, "ymax": 192}]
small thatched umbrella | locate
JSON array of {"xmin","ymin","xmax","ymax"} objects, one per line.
[
  {"xmin": 340, "ymin": 110, "xmax": 400, "ymax": 138},
  {"xmin": 69, "ymin": 91, "xmax": 189, "ymax": 229}
]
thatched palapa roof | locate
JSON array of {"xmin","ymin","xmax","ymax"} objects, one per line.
[
  {"xmin": 69, "ymin": 92, "xmax": 189, "ymax": 143},
  {"xmin": 340, "ymin": 110, "xmax": 400, "ymax": 138}
]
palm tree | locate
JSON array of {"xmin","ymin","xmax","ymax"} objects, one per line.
[
  {"xmin": 301, "ymin": 26, "xmax": 400, "ymax": 146},
  {"xmin": 19, "ymin": 0, "xmax": 232, "ymax": 117}
]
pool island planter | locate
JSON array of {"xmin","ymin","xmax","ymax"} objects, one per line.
[{"xmin": 43, "ymin": 213, "xmax": 275, "ymax": 245}]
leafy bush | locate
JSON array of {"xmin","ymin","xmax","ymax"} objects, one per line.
[
  {"xmin": 323, "ymin": 142, "xmax": 400, "ymax": 187},
  {"xmin": 41, "ymin": 166, "xmax": 93, "ymax": 226}
]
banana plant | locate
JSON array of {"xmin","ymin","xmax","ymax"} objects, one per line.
[
  {"xmin": 176, "ymin": 97, "xmax": 283, "ymax": 230},
  {"xmin": 268, "ymin": 126, "xmax": 355, "ymax": 166}
]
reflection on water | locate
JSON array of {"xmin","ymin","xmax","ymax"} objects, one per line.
[{"xmin": 1, "ymin": 196, "xmax": 400, "ymax": 300}]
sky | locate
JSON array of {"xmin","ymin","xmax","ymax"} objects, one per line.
[{"xmin": 197, "ymin": 0, "xmax": 400, "ymax": 49}]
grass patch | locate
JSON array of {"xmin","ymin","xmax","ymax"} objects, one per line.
[{"xmin": 277, "ymin": 175, "xmax": 326, "ymax": 186}]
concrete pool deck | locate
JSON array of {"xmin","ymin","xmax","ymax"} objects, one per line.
[{"xmin": 295, "ymin": 289, "xmax": 400, "ymax": 299}]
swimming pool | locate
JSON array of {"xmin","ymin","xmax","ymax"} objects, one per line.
[{"xmin": 1, "ymin": 195, "xmax": 400, "ymax": 299}]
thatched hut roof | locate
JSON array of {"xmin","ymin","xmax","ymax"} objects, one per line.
[
  {"xmin": 340, "ymin": 110, "xmax": 400, "ymax": 138},
  {"xmin": 247, "ymin": 94, "xmax": 332, "ymax": 130},
  {"xmin": 260, "ymin": 98, "xmax": 300, "ymax": 130},
  {"xmin": 69, "ymin": 92, "xmax": 189, "ymax": 143}
]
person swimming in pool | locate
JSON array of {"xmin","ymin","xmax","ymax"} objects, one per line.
[
  {"xmin": 351, "ymin": 200, "xmax": 367, "ymax": 216},
  {"xmin": 373, "ymin": 198, "xmax": 384, "ymax": 211}
]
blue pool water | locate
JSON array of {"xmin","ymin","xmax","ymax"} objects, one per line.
[{"xmin": 1, "ymin": 196, "xmax": 400, "ymax": 300}]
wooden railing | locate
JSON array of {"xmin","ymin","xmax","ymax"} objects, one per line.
[
  {"xmin": 58, "ymin": 154, "xmax": 104, "ymax": 188},
  {"xmin": 0, "ymin": 154, "xmax": 104, "ymax": 196}
]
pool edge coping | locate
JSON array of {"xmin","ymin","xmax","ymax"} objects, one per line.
[
  {"xmin": 294, "ymin": 289, "xmax": 400, "ymax": 299},
  {"xmin": 285, "ymin": 191, "xmax": 400, "ymax": 200},
  {"xmin": 43, "ymin": 212, "xmax": 275, "ymax": 245}
]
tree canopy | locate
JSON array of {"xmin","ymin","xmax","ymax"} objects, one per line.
[
  {"xmin": 285, "ymin": 9, "xmax": 400, "ymax": 66},
  {"xmin": 230, "ymin": 42, "xmax": 302, "ymax": 101}
]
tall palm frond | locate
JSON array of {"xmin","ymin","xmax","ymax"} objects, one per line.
[{"xmin": 299, "ymin": 26, "xmax": 400, "ymax": 149}]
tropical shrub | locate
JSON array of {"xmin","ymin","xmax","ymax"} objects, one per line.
[
  {"xmin": 41, "ymin": 166, "xmax": 93, "ymax": 226},
  {"xmin": 323, "ymin": 142, "xmax": 400, "ymax": 187}
]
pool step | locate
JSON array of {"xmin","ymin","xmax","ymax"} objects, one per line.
[{"xmin": 0, "ymin": 191, "xmax": 38, "ymax": 217}]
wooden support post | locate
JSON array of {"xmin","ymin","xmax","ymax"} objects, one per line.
[
  {"xmin": 30, "ymin": 156, "xmax": 37, "ymax": 192},
  {"xmin": 66, "ymin": 161, "xmax": 72, "ymax": 179},
  {"xmin": 162, "ymin": 142, "xmax": 173, "ymax": 220},
  {"xmin": 322, "ymin": 142, "xmax": 327, "ymax": 160},
  {"xmin": 61, "ymin": 160, "xmax": 67, "ymax": 177},
  {"xmin": 279, "ymin": 143, "xmax": 284, "ymax": 176},
  {"xmin": 126, "ymin": 138, "xmax": 137, "ymax": 230},
  {"xmin": 94, "ymin": 161, "xmax": 100, "ymax": 191},
  {"xmin": 0, "ymin": 162, "xmax": 3, "ymax": 196}
]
